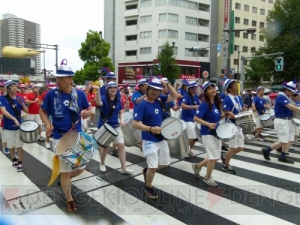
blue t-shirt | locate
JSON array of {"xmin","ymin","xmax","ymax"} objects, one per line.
[
  {"xmin": 98, "ymin": 95, "xmax": 123, "ymax": 128},
  {"xmin": 195, "ymin": 102, "xmax": 221, "ymax": 135},
  {"xmin": 177, "ymin": 88, "xmax": 187, "ymax": 106},
  {"xmin": 160, "ymin": 93, "xmax": 174, "ymax": 109},
  {"xmin": 181, "ymin": 93, "xmax": 200, "ymax": 122},
  {"xmin": 222, "ymin": 95, "xmax": 244, "ymax": 124},
  {"xmin": 133, "ymin": 95, "xmax": 168, "ymax": 142},
  {"xmin": 220, "ymin": 92, "xmax": 227, "ymax": 102},
  {"xmin": 132, "ymin": 90, "xmax": 144, "ymax": 108},
  {"xmin": 100, "ymin": 86, "xmax": 121, "ymax": 99},
  {"xmin": 253, "ymin": 96, "xmax": 267, "ymax": 115},
  {"xmin": 41, "ymin": 89, "xmax": 90, "ymax": 139},
  {"xmin": 0, "ymin": 96, "xmax": 23, "ymax": 130},
  {"xmin": 274, "ymin": 94, "xmax": 292, "ymax": 117}
]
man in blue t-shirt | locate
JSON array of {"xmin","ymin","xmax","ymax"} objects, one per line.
[
  {"xmin": 40, "ymin": 64, "xmax": 93, "ymax": 212},
  {"xmin": 262, "ymin": 81, "xmax": 300, "ymax": 164},
  {"xmin": 160, "ymin": 78, "xmax": 179, "ymax": 117},
  {"xmin": 0, "ymin": 80, "xmax": 28, "ymax": 172},
  {"xmin": 252, "ymin": 86, "xmax": 270, "ymax": 141},
  {"xmin": 221, "ymin": 79, "xmax": 246, "ymax": 175},
  {"xmin": 132, "ymin": 78, "xmax": 178, "ymax": 199},
  {"xmin": 131, "ymin": 78, "xmax": 148, "ymax": 110},
  {"xmin": 181, "ymin": 81, "xmax": 200, "ymax": 158}
]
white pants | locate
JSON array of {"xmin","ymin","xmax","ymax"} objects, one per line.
[
  {"xmin": 274, "ymin": 119, "xmax": 295, "ymax": 143},
  {"xmin": 202, "ymin": 135, "xmax": 221, "ymax": 160},
  {"xmin": 143, "ymin": 140, "xmax": 170, "ymax": 168},
  {"xmin": 228, "ymin": 127, "xmax": 244, "ymax": 149},
  {"xmin": 3, "ymin": 130, "xmax": 23, "ymax": 149}
]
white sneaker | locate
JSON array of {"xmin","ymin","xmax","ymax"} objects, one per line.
[
  {"xmin": 246, "ymin": 134, "xmax": 252, "ymax": 140},
  {"xmin": 120, "ymin": 168, "xmax": 134, "ymax": 175},
  {"xmin": 45, "ymin": 142, "xmax": 50, "ymax": 149},
  {"xmin": 203, "ymin": 176, "xmax": 218, "ymax": 187},
  {"xmin": 99, "ymin": 164, "xmax": 106, "ymax": 172}
]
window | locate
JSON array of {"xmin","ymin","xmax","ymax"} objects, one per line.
[
  {"xmin": 161, "ymin": 46, "xmax": 178, "ymax": 55},
  {"xmin": 159, "ymin": 13, "xmax": 167, "ymax": 22},
  {"xmin": 260, "ymin": 22, "xmax": 265, "ymax": 28},
  {"xmin": 140, "ymin": 0, "xmax": 152, "ymax": 7},
  {"xmin": 159, "ymin": 29, "xmax": 167, "ymax": 38},
  {"xmin": 140, "ymin": 31, "xmax": 152, "ymax": 38},
  {"xmin": 251, "ymin": 47, "xmax": 256, "ymax": 53},
  {"xmin": 126, "ymin": 20, "xmax": 137, "ymax": 26},
  {"xmin": 198, "ymin": 34, "xmax": 208, "ymax": 42},
  {"xmin": 126, "ymin": 5, "xmax": 137, "ymax": 10},
  {"xmin": 269, "ymin": 0, "xmax": 273, "ymax": 3},
  {"xmin": 168, "ymin": 13, "xmax": 178, "ymax": 22},
  {"xmin": 268, "ymin": 10, "xmax": 271, "ymax": 15},
  {"xmin": 169, "ymin": 0, "xmax": 181, "ymax": 7},
  {"xmin": 234, "ymin": 45, "xmax": 239, "ymax": 51},
  {"xmin": 243, "ymin": 61, "xmax": 248, "ymax": 66},
  {"xmin": 261, "ymin": 0, "xmax": 265, "ymax": 2},
  {"xmin": 243, "ymin": 46, "xmax": 248, "ymax": 52},
  {"xmin": 155, "ymin": 0, "xmax": 167, "ymax": 6},
  {"xmin": 125, "ymin": 50, "xmax": 137, "ymax": 56},
  {"xmin": 185, "ymin": 32, "xmax": 197, "ymax": 41},
  {"xmin": 140, "ymin": 47, "xmax": 151, "ymax": 54},
  {"xmin": 244, "ymin": 19, "xmax": 249, "ymax": 25},
  {"xmin": 235, "ymin": 3, "xmax": 241, "ymax": 10},
  {"xmin": 252, "ymin": 20, "xmax": 257, "ymax": 27},
  {"xmin": 252, "ymin": 7, "xmax": 257, "ymax": 13},
  {"xmin": 260, "ymin": 9, "xmax": 265, "ymax": 15},
  {"xmin": 235, "ymin": 32, "xmax": 240, "ymax": 37},
  {"xmin": 251, "ymin": 34, "xmax": 256, "ymax": 40},
  {"xmin": 235, "ymin": 17, "xmax": 240, "ymax": 24},
  {"xmin": 186, "ymin": 16, "xmax": 197, "ymax": 26},
  {"xmin": 140, "ymin": 15, "xmax": 152, "ymax": 23},
  {"xmin": 244, "ymin": 5, "xmax": 249, "ymax": 12},
  {"xmin": 126, "ymin": 35, "xmax": 137, "ymax": 41},
  {"xmin": 158, "ymin": 29, "xmax": 178, "ymax": 38},
  {"xmin": 243, "ymin": 33, "xmax": 248, "ymax": 39},
  {"xmin": 234, "ymin": 59, "xmax": 239, "ymax": 65},
  {"xmin": 259, "ymin": 35, "xmax": 264, "ymax": 41}
]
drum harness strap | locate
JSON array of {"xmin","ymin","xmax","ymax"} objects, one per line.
[
  {"xmin": 100, "ymin": 95, "xmax": 118, "ymax": 123},
  {"xmin": 4, "ymin": 95, "xmax": 23, "ymax": 123},
  {"xmin": 157, "ymin": 97, "xmax": 171, "ymax": 119}
]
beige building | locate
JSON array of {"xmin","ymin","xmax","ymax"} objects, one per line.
[{"xmin": 214, "ymin": 0, "xmax": 275, "ymax": 79}]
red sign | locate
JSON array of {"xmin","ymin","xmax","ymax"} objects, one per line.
[
  {"xmin": 202, "ymin": 70, "xmax": 209, "ymax": 79},
  {"xmin": 180, "ymin": 75, "xmax": 196, "ymax": 79},
  {"xmin": 224, "ymin": 0, "xmax": 228, "ymax": 27}
]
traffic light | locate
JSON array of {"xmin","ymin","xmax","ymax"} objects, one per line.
[{"xmin": 275, "ymin": 57, "xmax": 284, "ymax": 71}]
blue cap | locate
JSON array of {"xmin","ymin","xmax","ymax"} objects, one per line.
[
  {"xmin": 148, "ymin": 78, "xmax": 163, "ymax": 90},
  {"xmin": 138, "ymin": 78, "xmax": 148, "ymax": 85},
  {"xmin": 4, "ymin": 80, "xmax": 18, "ymax": 89},
  {"xmin": 283, "ymin": 81, "xmax": 296, "ymax": 93},
  {"xmin": 223, "ymin": 79, "xmax": 235, "ymax": 91},
  {"xmin": 54, "ymin": 65, "xmax": 74, "ymax": 77},
  {"xmin": 256, "ymin": 86, "xmax": 264, "ymax": 92},
  {"xmin": 187, "ymin": 81, "xmax": 198, "ymax": 88},
  {"xmin": 105, "ymin": 81, "xmax": 118, "ymax": 90},
  {"xmin": 103, "ymin": 72, "xmax": 116, "ymax": 79},
  {"xmin": 202, "ymin": 81, "xmax": 215, "ymax": 91}
]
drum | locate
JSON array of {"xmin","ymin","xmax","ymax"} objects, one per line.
[
  {"xmin": 161, "ymin": 117, "xmax": 182, "ymax": 140},
  {"xmin": 265, "ymin": 109, "xmax": 275, "ymax": 120},
  {"xmin": 235, "ymin": 110, "xmax": 256, "ymax": 134},
  {"xmin": 121, "ymin": 112, "xmax": 142, "ymax": 147},
  {"xmin": 20, "ymin": 121, "xmax": 39, "ymax": 143},
  {"xmin": 55, "ymin": 131, "xmax": 96, "ymax": 170},
  {"xmin": 293, "ymin": 111, "xmax": 300, "ymax": 119},
  {"xmin": 216, "ymin": 122, "xmax": 238, "ymax": 141},
  {"xmin": 260, "ymin": 113, "xmax": 273, "ymax": 127},
  {"xmin": 292, "ymin": 118, "xmax": 300, "ymax": 127},
  {"xmin": 93, "ymin": 123, "xmax": 118, "ymax": 147},
  {"xmin": 195, "ymin": 123, "xmax": 201, "ymax": 140},
  {"xmin": 167, "ymin": 120, "xmax": 189, "ymax": 158}
]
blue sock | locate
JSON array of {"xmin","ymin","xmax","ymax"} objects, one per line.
[
  {"xmin": 265, "ymin": 146, "xmax": 272, "ymax": 153},
  {"xmin": 280, "ymin": 152, "xmax": 287, "ymax": 159}
]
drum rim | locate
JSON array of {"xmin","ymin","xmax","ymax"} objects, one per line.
[
  {"xmin": 55, "ymin": 130, "xmax": 80, "ymax": 156},
  {"xmin": 216, "ymin": 122, "xmax": 238, "ymax": 139},
  {"xmin": 20, "ymin": 120, "xmax": 39, "ymax": 131},
  {"xmin": 103, "ymin": 123, "xmax": 119, "ymax": 136},
  {"xmin": 161, "ymin": 117, "xmax": 183, "ymax": 139}
]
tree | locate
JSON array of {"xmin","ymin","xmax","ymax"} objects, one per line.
[
  {"xmin": 152, "ymin": 41, "xmax": 181, "ymax": 82},
  {"xmin": 73, "ymin": 69, "xmax": 85, "ymax": 85},
  {"xmin": 76, "ymin": 30, "xmax": 114, "ymax": 82}
]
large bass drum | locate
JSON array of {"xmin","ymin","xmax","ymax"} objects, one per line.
[
  {"xmin": 121, "ymin": 112, "xmax": 141, "ymax": 147},
  {"xmin": 93, "ymin": 123, "xmax": 118, "ymax": 147},
  {"xmin": 167, "ymin": 119, "xmax": 189, "ymax": 158},
  {"xmin": 235, "ymin": 110, "xmax": 256, "ymax": 134}
]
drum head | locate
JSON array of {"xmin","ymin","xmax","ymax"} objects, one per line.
[
  {"xmin": 55, "ymin": 131, "xmax": 79, "ymax": 155},
  {"xmin": 20, "ymin": 121, "xmax": 39, "ymax": 131},
  {"xmin": 161, "ymin": 117, "xmax": 182, "ymax": 139},
  {"xmin": 293, "ymin": 118, "xmax": 300, "ymax": 123},
  {"xmin": 260, "ymin": 114, "xmax": 271, "ymax": 120},
  {"xmin": 123, "ymin": 112, "xmax": 133, "ymax": 124},
  {"xmin": 179, "ymin": 119, "xmax": 187, "ymax": 130},
  {"xmin": 104, "ymin": 123, "xmax": 119, "ymax": 136},
  {"xmin": 216, "ymin": 123, "xmax": 238, "ymax": 139}
]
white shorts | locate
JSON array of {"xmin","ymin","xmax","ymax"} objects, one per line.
[
  {"xmin": 112, "ymin": 127, "xmax": 124, "ymax": 144},
  {"xmin": 274, "ymin": 119, "xmax": 295, "ymax": 143},
  {"xmin": 26, "ymin": 114, "xmax": 42, "ymax": 125},
  {"xmin": 53, "ymin": 139, "xmax": 86, "ymax": 173},
  {"xmin": 294, "ymin": 124, "xmax": 300, "ymax": 136},
  {"xmin": 91, "ymin": 106, "xmax": 96, "ymax": 114},
  {"xmin": 256, "ymin": 116, "xmax": 263, "ymax": 129},
  {"xmin": 3, "ymin": 129, "xmax": 23, "ymax": 149},
  {"xmin": 202, "ymin": 135, "xmax": 221, "ymax": 160},
  {"xmin": 228, "ymin": 127, "xmax": 244, "ymax": 149},
  {"xmin": 0, "ymin": 127, "xmax": 4, "ymax": 142},
  {"xmin": 186, "ymin": 122, "xmax": 197, "ymax": 139},
  {"xmin": 143, "ymin": 140, "xmax": 170, "ymax": 168}
]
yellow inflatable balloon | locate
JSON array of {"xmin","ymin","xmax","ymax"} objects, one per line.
[{"xmin": 2, "ymin": 46, "xmax": 43, "ymax": 58}]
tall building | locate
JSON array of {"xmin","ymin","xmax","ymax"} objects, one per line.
[
  {"xmin": 104, "ymin": 0, "xmax": 212, "ymax": 84},
  {"xmin": 0, "ymin": 13, "xmax": 41, "ymax": 75},
  {"xmin": 213, "ymin": 0, "xmax": 275, "ymax": 83}
]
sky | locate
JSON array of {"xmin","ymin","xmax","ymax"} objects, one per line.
[{"xmin": 0, "ymin": 0, "xmax": 104, "ymax": 72}]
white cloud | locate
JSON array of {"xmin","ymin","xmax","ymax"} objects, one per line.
[{"xmin": 0, "ymin": 0, "xmax": 104, "ymax": 72}]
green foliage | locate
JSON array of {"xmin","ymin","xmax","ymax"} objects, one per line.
[
  {"xmin": 75, "ymin": 30, "xmax": 114, "ymax": 83},
  {"xmin": 245, "ymin": 0, "xmax": 300, "ymax": 85},
  {"xmin": 152, "ymin": 41, "xmax": 181, "ymax": 82}
]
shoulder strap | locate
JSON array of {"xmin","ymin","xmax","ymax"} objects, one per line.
[
  {"xmin": 4, "ymin": 95, "xmax": 21, "ymax": 119},
  {"xmin": 100, "ymin": 96, "xmax": 119, "ymax": 122},
  {"xmin": 188, "ymin": 92, "xmax": 196, "ymax": 105}
]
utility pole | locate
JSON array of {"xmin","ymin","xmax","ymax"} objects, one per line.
[{"xmin": 226, "ymin": 0, "xmax": 232, "ymax": 79}]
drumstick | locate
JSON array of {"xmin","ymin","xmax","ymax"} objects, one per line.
[
  {"xmin": 161, "ymin": 118, "xmax": 177, "ymax": 129},
  {"xmin": 208, "ymin": 106, "xmax": 235, "ymax": 131}
]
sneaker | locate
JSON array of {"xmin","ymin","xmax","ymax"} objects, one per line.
[
  {"xmin": 278, "ymin": 157, "xmax": 294, "ymax": 164},
  {"xmin": 192, "ymin": 163, "xmax": 201, "ymax": 178},
  {"xmin": 142, "ymin": 168, "xmax": 148, "ymax": 183},
  {"xmin": 110, "ymin": 149, "xmax": 118, "ymax": 156},
  {"xmin": 222, "ymin": 165, "xmax": 236, "ymax": 174},
  {"xmin": 67, "ymin": 200, "xmax": 77, "ymax": 212},
  {"xmin": 45, "ymin": 142, "xmax": 50, "ymax": 149},
  {"xmin": 261, "ymin": 149, "xmax": 270, "ymax": 161},
  {"xmin": 99, "ymin": 164, "xmax": 106, "ymax": 172},
  {"xmin": 120, "ymin": 168, "xmax": 134, "ymax": 175},
  {"xmin": 3, "ymin": 147, "xmax": 10, "ymax": 155},
  {"xmin": 203, "ymin": 177, "xmax": 218, "ymax": 187},
  {"xmin": 15, "ymin": 151, "xmax": 18, "ymax": 159},
  {"xmin": 144, "ymin": 186, "xmax": 158, "ymax": 199},
  {"xmin": 221, "ymin": 145, "xmax": 228, "ymax": 151},
  {"xmin": 12, "ymin": 161, "xmax": 18, "ymax": 168},
  {"xmin": 17, "ymin": 164, "xmax": 23, "ymax": 172},
  {"xmin": 38, "ymin": 138, "xmax": 45, "ymax": 142},
  {"xmin": 245, "ymin": 134, "xmax": 253, "ymax": 140},
  {"xmin": 221, "ymin": 152, "xmax": 226, "ymax": 165},
  {"xmin": 184, "ymin": 151, "xmax": 196, "ymax": 159},
  {"xmin": 90, "ymin": 122, "xmax": 94, "ymax": 126}
]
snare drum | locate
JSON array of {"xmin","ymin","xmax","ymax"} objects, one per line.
[
  {"xmin": 20, "ymin": 121, "xmax": 39, "ymax": 143},
  {"xmin": 93, "ymin": 123, "xmax": 118, "ymax": 147},
  {"xmin": 121, "ymin": 112, "xmax": 142, "ymax": 147},
  {"xmin": 292, "ymin": 118, "xmax": 300, "ymax": 127},
  {"xmin": 265, "ymin": 109, "xmax": 275, "ymax": 120},
  {"xmin": 55, "ymin": 131, "xmax": 97, "ymax": 170},
  {"xmin": 260, "ymin": 113, "xmax": 273, "ymax": 128},
  {"xmin": 235, "ymin": 110, "xmax": 256, "ymax": 134},
  {"xmin": 161, "ymin": 117, "xmax": 182, "ymax": 140},
  {"xmin": 216, "ymin": 122, "xmax": 238, "ymax": 141}
]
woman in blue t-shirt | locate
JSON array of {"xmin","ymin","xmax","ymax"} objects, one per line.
[
  {"xmin": 95, "ymin": 82, "xmax": 134, "ymax": 175},
  {"xmin": 192, "ymin": 82, "xmax": 233, "ymax": 187}
]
